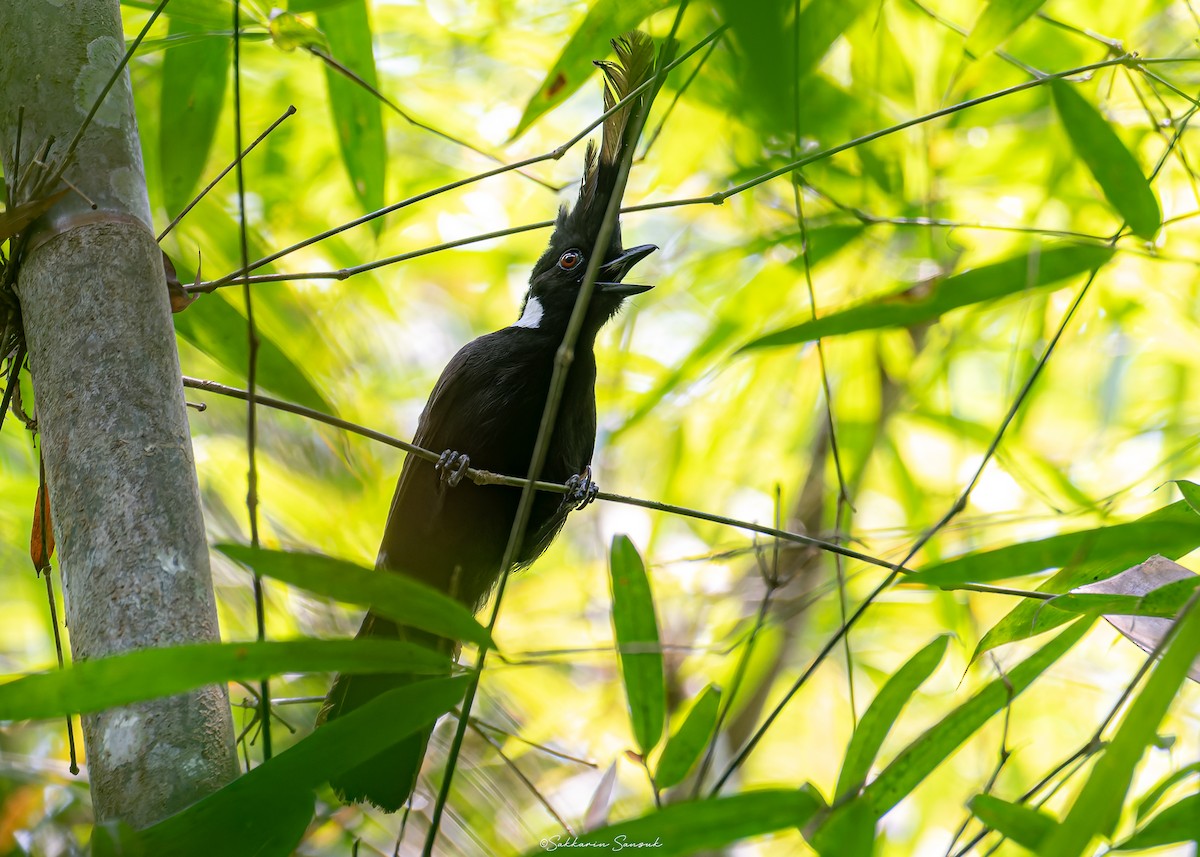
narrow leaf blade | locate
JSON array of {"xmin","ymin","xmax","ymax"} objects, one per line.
[
  {"xmin": 1051, "ymin": 79, "xmax": 1161, "ymax": 240},
  {"xmin": 1043, "ymin": 598, "xmax": 1200, "ymax": 855},
  {"xmin": 834, "ymin": 634, "xmax": 949, "ymax": 799},
  {"xmin": 100, "ymin": 677, "xmax": 470, "ymax": 857},
  {"xmin": 609, "ymin": 534, "xmax": 665, "ymax": 754},
  {"xmin": 316, "ymin": 0, "xmax": 385, "ymax": 219},
  {"xmin": 523, "ymin": 789, "xmax": 823, "ymax": 857},
  {"xmin": 911, "ymin": 500, "xmax": 1200, "ymax": 588},
  {"xmin": 0, "ymin": 639, "xmax": 449, "ymax": 721},
  {"xmin": 511, "ymin": 0, "xmax": 666, "ymax": 140},
  {"xmin": 654, "ymin": 684, "xmax": 721, "ymax": 789},
  {"xmin": 1115, "ymin": 793, "xmax": 1200, "ymax": 851},
  {"xmin": 160, "ymin": 20, "xmax": 229, "ymax": 219},
  {"xmin": 969, "ymin": 794, "xmax": 1055, "ymax": 850},
  {"xmin": 964, "ymin": 0, "xmax": 1048, "ymax": 58},
  {"xmin": 216, "ymin": 545, "xmax": 494, "ymax": 648},
  {"xmin": 740, "ymin": 244, "xmax": 1113, "ymax": 351},
  {"xmin": 863, "ymin": 618, "xmax": 1091, "ymax": 817},
  {"xmin": 174, "ymin": 291, "xmax": 333, "ymax": 414}
]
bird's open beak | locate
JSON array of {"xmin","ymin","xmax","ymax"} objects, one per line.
[{"xmin": 596, "ymin": 244, "xmax": 657, "ymax": 296}]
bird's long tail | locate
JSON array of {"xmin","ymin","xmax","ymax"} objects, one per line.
[{"xmin": 317, "ymin": 612, "xmax": 443, "ymax": 812}]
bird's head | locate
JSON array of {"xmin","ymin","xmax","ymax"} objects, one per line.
[
  {"xmin": 517, "ymin": 31, "xmax": 663, "ymax": 336},
  {"xmin": 517, "ymin": 171, "xmax": 656, "ymax": 334}
]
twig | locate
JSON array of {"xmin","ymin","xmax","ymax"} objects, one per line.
[{"xmin": 233, "ymin": 0, "xmax": 271, "ymax": 763}]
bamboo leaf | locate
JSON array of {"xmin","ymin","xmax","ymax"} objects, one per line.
[
  {"xmin": 522, "ymin": 788, "xmax": 824, "ymax": 857},
  {"xmin": 95, "ymin": 677, "xmax": 470, "ymax": 857},
  {"xmin": 1114, "ymin": 793, "xmax": 1200, "ymax": 851},
  {"xmin": 795, "ymin": 0, "xmax": 874, "ymax": 79},
  {"xmin": 216, "ymin": 545, "xmax": 494, "ymax": 648},
  {"xmin": 1042, "ymin": 597, "xmax": 1200, "ymax": 855},
  {"xmin": 862, "ymin": 618, "xmax": 1091, "ymax": 817},
  {"xmin": 316, "ymin": 0, "xmax": 385, "ymax": 220},
  {"xmin": 120, "ymin": 0, "xmax": 230, "ymax": 29},
  {"xmin": 1175, "ymin": 479, "xmax": 1200, "ymax": 517},
  {"xmin": 609, "ymin": 534, "xmax": 665, "ymax": 754},
  {"xmin": 174, "ymin": 291, "xmax": 333, "ymax": 413},
  {"xmin": 911, "ymin": 500, "xmax": 1200, "ymax": 588},
  {"xmin": 964, "ymin": 0, "xmax": 1048, "ymax": 58},
  {"xmin": 956, "ymin": 503, "xmax": 1200, "ymax": 658},
  {"xmin": 654, "ymin": 684, "xmax": 721, "ymax": 789},
  {"xmin": 968, "ymin": 794, "xmax": 1055, "ymax": 850},
  {"xmin": 0, "ymin": 189, "xmax": 70, "ymax": 242},
  {"xmin": 268, "ymin": 10, "xmax": 329, "ymax": 52},
  {"xmin": 1051, "ymin": 79, "xmax": 1161, "ymax": 240},
  {"xmin": 810, "ymin": 797, "xmax": 876, "ymax": 857},
  {"xmin": 160, "ymin": 20, "xmax": 229, "ymax": 219},
  {"xmin": 511, "ymin": 0, "xmax": 667, "ymax": 140},
  {"xmin": 0, "ymin": 640, "xmax": 449, "ymax": 721},
  {"xmin": 834, "ymin": 635, "xmax": 950, "ymax": 799},
  {"xmin": 740, "ymin": 244, "xmax": 1113, "ymax": 351},
  {"xmin": 1047, "ymin": 577, "xmax": 1200, "ymax": 619},
  {"xmin": 1133, "ymin": 760, "xmax": 1200, "ymax": 822}
]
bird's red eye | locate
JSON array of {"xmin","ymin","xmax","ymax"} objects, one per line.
[{"xmin": 558, "ymin": 249, "xmax": 583, "ymax": 270}]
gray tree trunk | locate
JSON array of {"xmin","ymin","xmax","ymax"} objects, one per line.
[{"xmin": 0, "ymin": 0, "xmax": 238, "ymax": 827}]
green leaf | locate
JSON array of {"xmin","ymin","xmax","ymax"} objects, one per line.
[
  {"xmin": 174, "ymin": 291, "xmax": 333, "ymax": 414},
  {"xmin": 795, "ymin": 0, "xmax": 874, "ymax": 79},
  {"xmin": 0, "ymin": 640, "xmax": 448, "ymax": 721},
  {"xmin": 964, "ymin": 0, "xmax": 1048, "ymax": 58},
  {"xmin": 968, "ymin": 794, "xmax": 1055, "ymax": 850},
  {"xmin": 1051, "ymin": 79, "xmax": 1161, "ymax": 240},
  {"xmin": 1114, "ymin": 793, "xmax": 1200, "ymax": 851},
  {"xmin": 609, "ymin": 534, "xmax": 665, "ymax": 754},
  {"xmin": 511, "ymin": 0, "xmax": 667, "ymax": 140},
  {"xmin": 288, "ymin": 0, "xmax": 356, "ymax": 13},
  {"xmin": 959, "ymin": 501, "xmax": 1200, "ymax": 658},
  {"xmin": 1042, "ymin": 597, "xmax": 1200, "ymax": 855},
  {"xmin": 1134, "ymin": 760, "xmax": 1200, "ymax": 822},
  {"xmin": 1047, "ymin": 577, "xmax": 1200, "ymax": 619},
  {"xmin": 160, "ymin": 21, "xmax": 229, "ymax": 219},
  {"xmin": 862, "ymin": 618, "xmax": 1091, "ymax": 817},
  {"xmin": 740, "ymin": 244, "xmax": 1113, "ymax": 351},
  {"xmin": 268, "ymin": 10, "xmax": 329, "ymax": 52},
  {"xmin": 911, "ymin": 500, "xmax": 1200, "ymax": 588},
  {"xmin": 316, "ymin": 0, "xmax": 385, "ymax": 220},
  {"xmin": 1175, "ymin": 479, "xmax": 1200, "ymax": 517},
  {"xmin": 809, "ymin": 796, "xmax": 876, "ymax": 857},
  {"xmin": 216, "ymin": 545, "xmax": 494, "ymax": 648},
  {"xmin": 96, "ymin": 677, "xmax": 469, "ymax": 857},
  {"xmin": 521, "ymin": 788, "xmax": 823, "ymax": 857},
  {"xmin": 121, "ymin": 0, "xmax": 232, "ymax": 29},
  {"xmin": 834, "ymin": 634, "xmax": 950, "ymax": 799},
  {"xmin": 654, "ymin": 684, "xmax": 721, "ymax": 789}
]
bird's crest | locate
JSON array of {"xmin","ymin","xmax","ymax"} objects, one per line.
[{"xmin": 555, "ymin": 31, "xmax": 664, "ymax": 248}]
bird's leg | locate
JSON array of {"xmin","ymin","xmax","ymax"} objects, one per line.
[
  {"xmin": 435, "ymin": 450, "xmax": 471, "ymax": 488},
  {"xmin": 563, "ymin": 465, "xmax": 599, "ymax": 510}
]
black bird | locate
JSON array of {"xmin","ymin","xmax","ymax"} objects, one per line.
[{"xmin": 319, "ymin": 31, "xmax": 662, "ymax": 812}]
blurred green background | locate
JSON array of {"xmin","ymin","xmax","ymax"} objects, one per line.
[{"xmin": 2, "ymin": 0, "xmax": 1199, "ymax": 854}]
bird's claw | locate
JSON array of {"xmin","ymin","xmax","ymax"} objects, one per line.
[
  {"xmin": 564, "ymin": 466, "xmax": 599, "ymax": 510},
  {"xmin": 435, "ymin": 450, "xmax": 470, "ymax": 488}
]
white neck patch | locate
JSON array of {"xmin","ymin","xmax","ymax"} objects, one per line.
[{"xmin": 513, "ymin": 296, "xmax": 544, "ymax": 329}]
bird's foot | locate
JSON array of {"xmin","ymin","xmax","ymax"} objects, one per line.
[
  {"xmin": 435, "ymin": 450, "xmax": 470, "ymax": 488},
  {"xmin": 564, "ymin": 466, "xmax": 599, "ymax": 510}
]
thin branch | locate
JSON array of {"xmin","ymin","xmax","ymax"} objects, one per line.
[
  {"xmin": 233, "ymin": 0, "xmax": 271, "ymax": 762},
  {"xmin": 180, "ymin": 375, "xmax": 914, "ymax": 573},
  {"xmin": 199, "ymin": 25, "xmax": 729, "ymax": 291},
  {"xmin": 158, "ymin": 104, "xmax": 296, "ymax": 242},
  {"xmin": 421, "ymin": 13, "xmax": 689, "ymax": 849},
  {"xmin": 709, "ymin": 260, "xmax": 1109, "ymax": 793}
]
